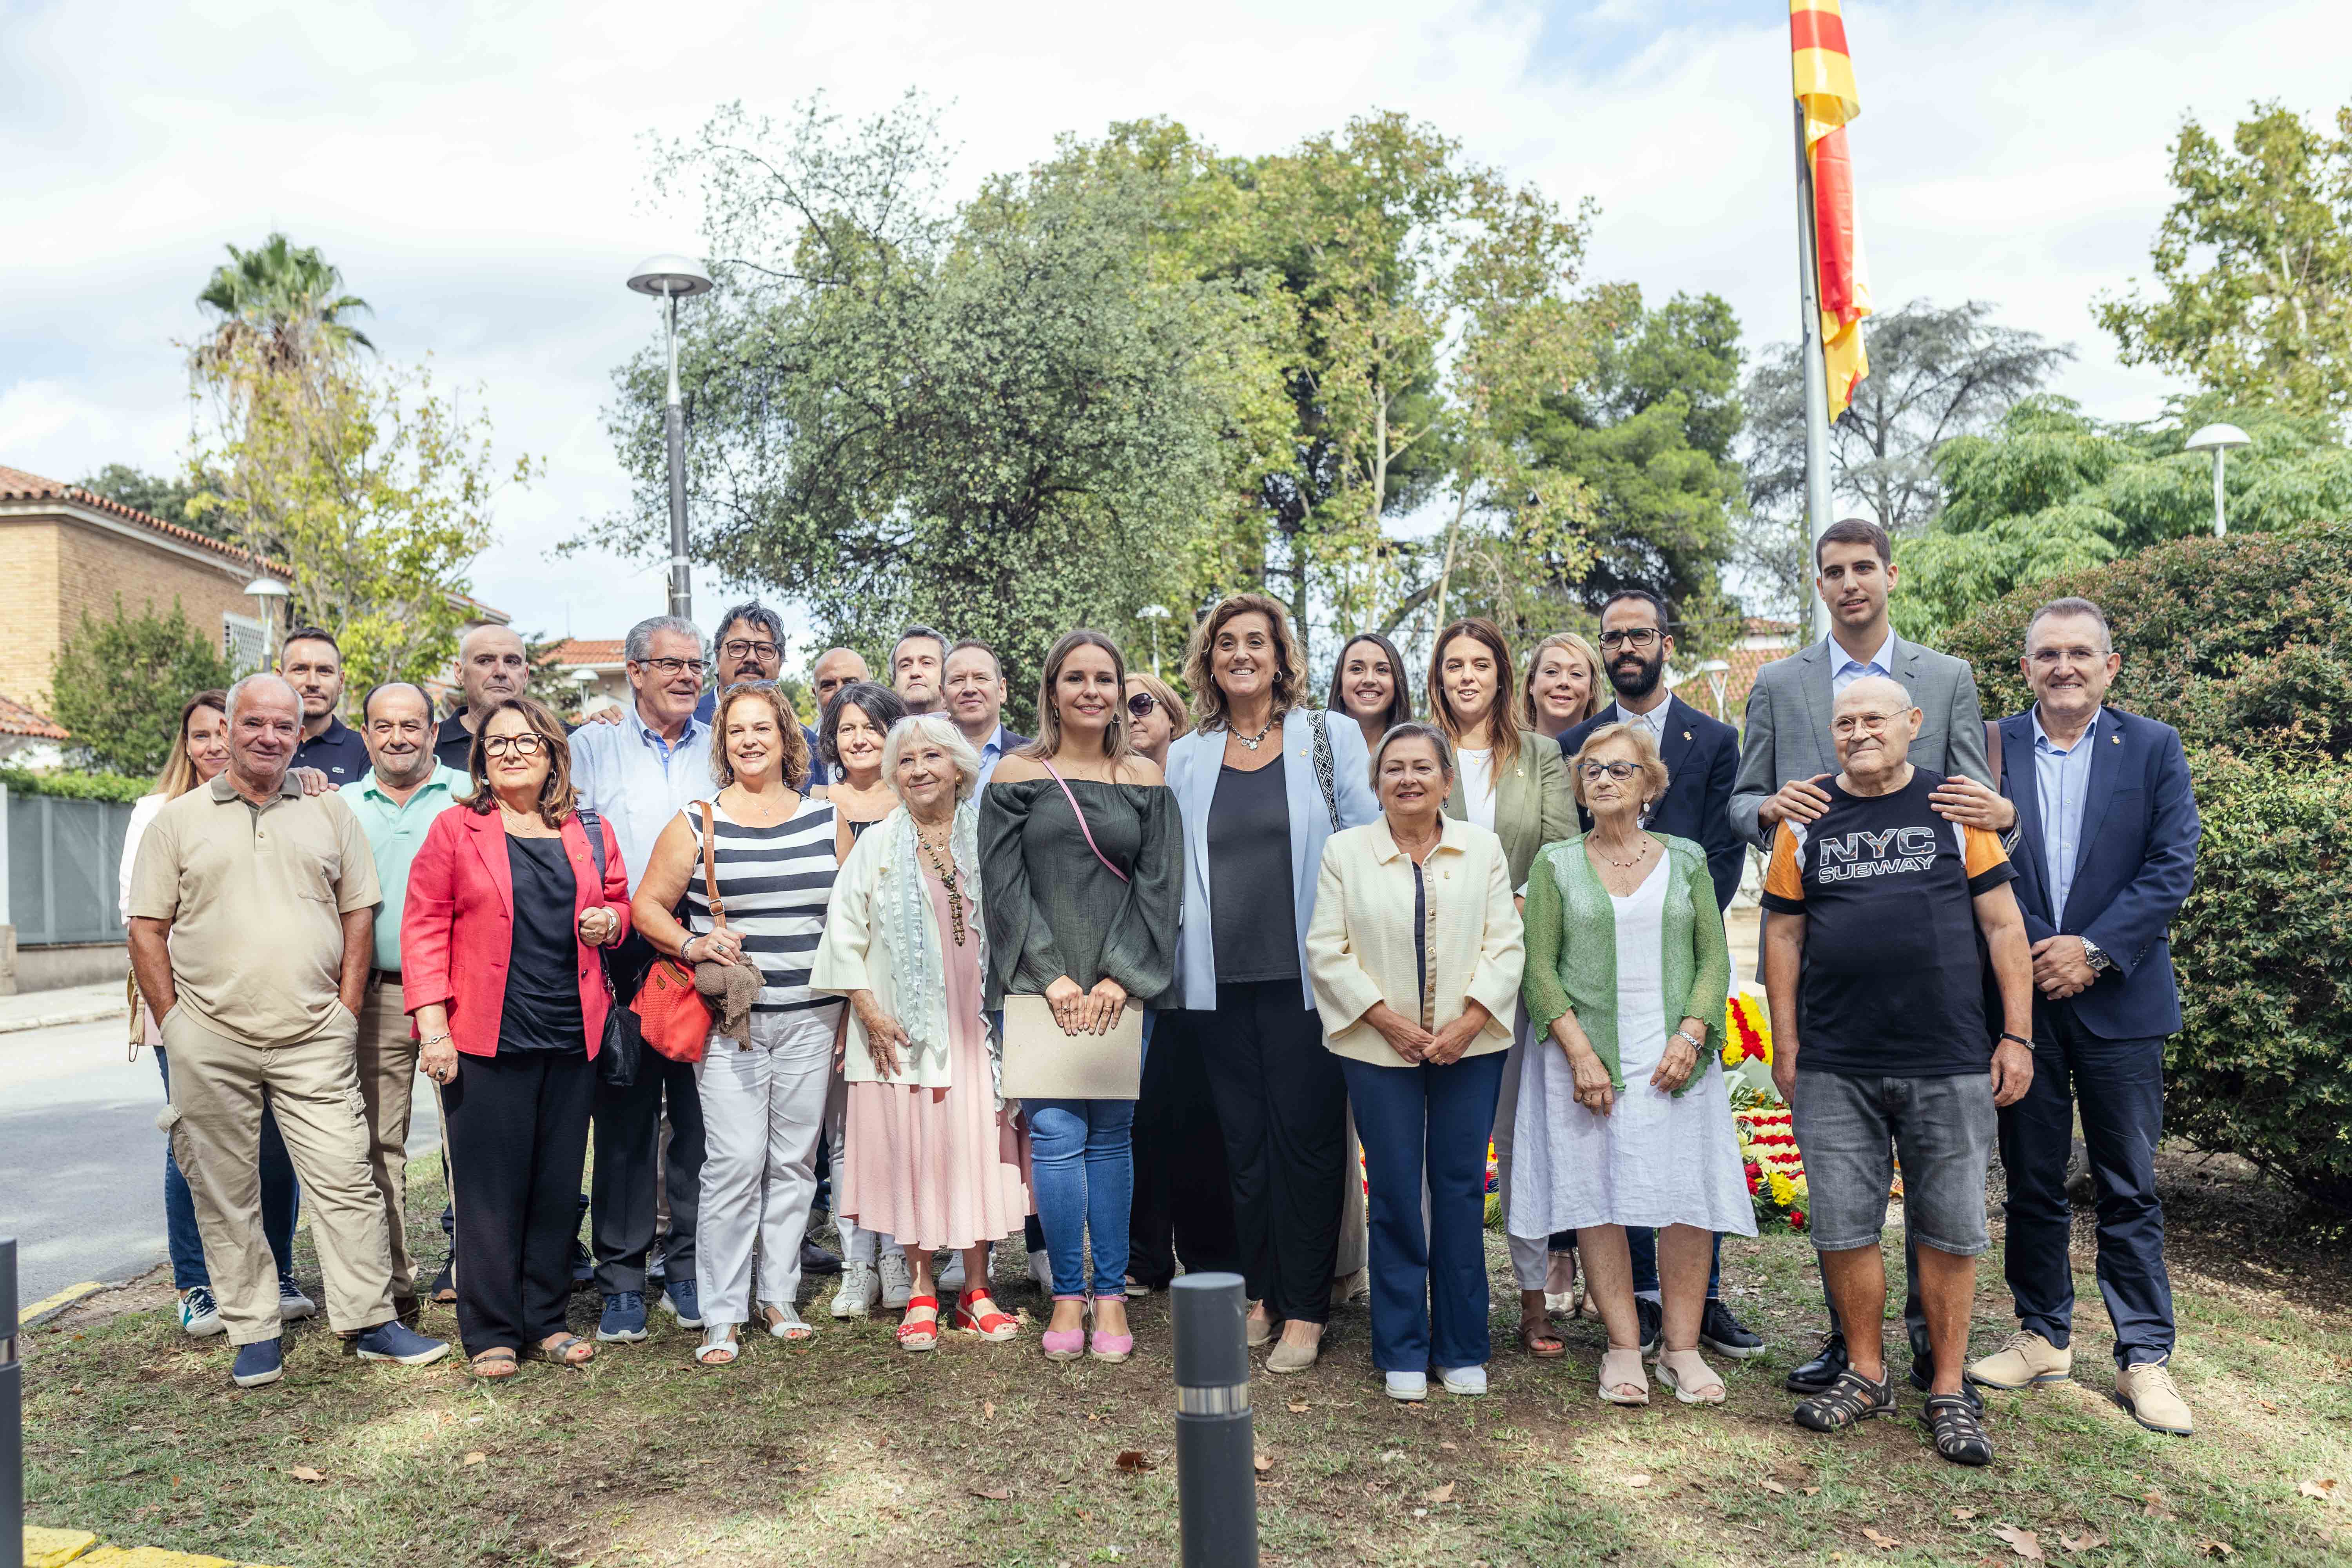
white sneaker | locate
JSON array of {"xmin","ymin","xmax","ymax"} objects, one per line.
[
  {"xmin": 1438, "ymin": 1365, "xmax": 1488, "ymax": 1396},
  {"xmin": 877, "ymin": 1249, "xmax": 915, "ymax": 1310},
  {"xmin": 1027, "ymin": 1249, "xmax": 1053, "ymax": 1292},
  {"xmin": 177, "ymin": 1286, "xmax": 224, "ymax": 1337},
  {"xmin": 1385, "ymin": 1370, "xmax": 1428, "ymax": 1402},
  {"xmin": 938, "ymin": 1251, "xmax": 967, "ymax": 1293},
  {"xmin": 830, "ymin": 1259, "xmax": 879, "ymax": 1319}
]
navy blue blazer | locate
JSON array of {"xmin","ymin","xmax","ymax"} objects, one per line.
[
  {"xmin": 1559, "ymin": 693, "xmax": 1744, "ymax": 911},
  {"xmin": 1992, "ymin": 705, "xmax": 2199, "ymax": 1040}
]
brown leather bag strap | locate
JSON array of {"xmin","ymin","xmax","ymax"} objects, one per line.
[{"xmin": 697, "ymin": 800, "xmax": 726, "ymax": 929}]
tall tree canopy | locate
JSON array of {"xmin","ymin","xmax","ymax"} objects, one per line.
[{"xmin": 2097, "ymin": 100, "xmax": 2352, "ymax": 417}]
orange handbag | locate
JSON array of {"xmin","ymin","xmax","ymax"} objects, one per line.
[{"xmin": 631, "ymin": 801, "xmax": 722, "ymax": 1063}]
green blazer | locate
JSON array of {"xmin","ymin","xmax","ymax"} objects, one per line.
[
  {"xmin": 1520, "ymin": 832, "xmax": 1730, "ymax": 1096},
  {"xmin": 1442, "ymin": 728, "xmax": 1576, "ymax": 891}
]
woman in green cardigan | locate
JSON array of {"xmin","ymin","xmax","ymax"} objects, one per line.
[
  {"xmin": 1510, "ymin": 722, "xmax": 1755, "ymax": 1407},
  {"xmin": 1429, "ymin": 617, "xmax": 1580, "ymax": 1353}
]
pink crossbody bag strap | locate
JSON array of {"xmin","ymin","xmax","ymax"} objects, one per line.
[{"xmin": 1039, "ymin": 759, "xmax": 1129, "ymax": 884}]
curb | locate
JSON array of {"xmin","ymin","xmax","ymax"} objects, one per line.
[
  {"xmin": 25, "ymin": 1526, "xmax": 292, "ymax": 1567},
  {"xmin": 0, "ymin": 1004, "xmax": 119, "ymax": 1035},
  {"xmin": 24, "ymin": 1281, "xmax": 105, "ymax": 1325}
]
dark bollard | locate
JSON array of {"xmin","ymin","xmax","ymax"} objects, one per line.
[
  {"xmin": 3, "ymin": 1238, "xmax": 21, "ymax": 1568},
  {"xmin": 1171, "ymin": 1272, "xmax": 1256, "ymax": 1568}
]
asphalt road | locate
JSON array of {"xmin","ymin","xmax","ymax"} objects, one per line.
[{"xmin": 0, "ymin": 1009, "xmax": 440, "ymax": 1307}]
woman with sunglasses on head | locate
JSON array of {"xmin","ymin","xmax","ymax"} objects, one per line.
[
  {"xmin": 1521, "ymin": 632, "xmax": 1606, "ymax": 743},
  {"xmin": 1511, "ymin": 722, "xmax": 1751, "ymax": 1407},
  {"xmin": 982, "ymin": 630, "xmax": 1182, "ymax": 1362},
  {"xmin": 1165, "ymin": 595, "xmax": 1380, "ymax": 1374},
  {"xmin": 1428, "ymin": 616, "xmax": 1580, "ymax": 1359},
  {"xmin": 1328, "ymin": 633, "xmax": 1414, "ymax": 757}
]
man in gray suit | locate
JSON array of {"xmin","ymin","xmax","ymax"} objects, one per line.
[{"xmin": 1735, "ymin": 517, "xmax": 2017, "ymax": 1399}]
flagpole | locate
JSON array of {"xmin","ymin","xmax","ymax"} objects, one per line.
[{"xmin": 1793, "ymin": 99, "xmax": 1835, "ymax": 643}]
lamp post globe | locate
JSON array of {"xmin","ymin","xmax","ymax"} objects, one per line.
[
  {"xmin": 1138, "ymin": 603, "xmax": 1171, "ymax": 675},
  {"xmin": 241, "ymin": 576, "xmax": 290, "ymax": 664},
  {"xmin": 2184, "ymin": 423, "xmax": 2252, "ymax": 538},
  {"xmin": 628, "ymin": 255, "xmax": 715, "ymax": 621}
]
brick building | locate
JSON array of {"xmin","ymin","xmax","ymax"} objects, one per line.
[{"xmin": 0, "ymin": 464, "xmax": 281, "ymax": 720}]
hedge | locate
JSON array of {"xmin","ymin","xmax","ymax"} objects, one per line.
[
  {"xmin": 1944, "ymin": 523, "xmax": 2352, "ymax": 1207},
  {"xmin": 0, "ymin": 766, "xmax": 152, "ymax": 804}
]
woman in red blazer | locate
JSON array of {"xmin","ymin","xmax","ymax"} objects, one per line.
[{"xmin": 402, "ymin": 697, "xmax": 630, "ymax": 1378}]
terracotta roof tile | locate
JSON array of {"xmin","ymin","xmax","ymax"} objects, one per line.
[
  {"xmin": 544, "ymin": 639, "xmax": 626, "ymax": 666},
  {"xmin": 0, "ymin": 463, "xmax": 264, "ymax": 568},
  {"xmin": 0, "ymin": 692, "xmax": 71, "ymax": 740}
]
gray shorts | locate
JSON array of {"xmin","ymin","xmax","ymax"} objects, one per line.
[{"xmin": 1789, "ymin": 1069, "xmax": 1995, "ymax": 1256}]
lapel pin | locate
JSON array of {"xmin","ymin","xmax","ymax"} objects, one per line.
[
  {"xmin": 1682, "ymin": 729, "xmax": 1693, "ymax": 741},
  {"xmin": 2111, "ymin": 733, "xmax": 2120, "ymax": 744}
]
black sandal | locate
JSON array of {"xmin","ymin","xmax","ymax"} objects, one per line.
[
  {"xmin": 1793, "ymin": 1367, "xmax": 1895, "ymax": 1432},
  {"xmin": 1921, "ymin": 1393, "xmax": 1994, "ymax": 1466}
]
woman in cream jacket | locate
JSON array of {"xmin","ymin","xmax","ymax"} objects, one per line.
[{"xmin": 1307, "ymin": 721, "xmax": 1524, "ymax": 1402}]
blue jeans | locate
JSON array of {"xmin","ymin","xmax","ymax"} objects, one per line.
[
  {"xmin": 1343, "ymin": 1049, "xmax": 1506, "ymax": 1374},
  {"xmin": 1626, "ymin": 1227, "xmax": 1723, "ymax": 1299},
  {"xmin": 156, "ymin": 1046, "xmax": 299, "ymax": 1291},
  {"xmin": 1024, "ymin": 1097, "xmax": 1135, "ymax": 1298}
]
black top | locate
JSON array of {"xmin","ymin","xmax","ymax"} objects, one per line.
[
  {"xmin": 980, "ymin": 778, "xmax": 1183, "ymax": 1012},
  {"xmin": 294, "ymin": 716, "xmax": 370, "ymax": 786},
  {"xmin": 1757, "ymin": 769, "xmax": 2016, "ymax": 1077},
  {"xmin": 1207, "ymin": 757, "xmax": 1298, "ymax": 984},
  {"xmin": 500, "ymin": 835, "xmax": 586, "ymax": 1053}
]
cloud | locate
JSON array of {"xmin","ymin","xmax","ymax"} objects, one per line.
[{"xmin": 3, "ymin": 0, "xmax": 2342, "ymax": 642}]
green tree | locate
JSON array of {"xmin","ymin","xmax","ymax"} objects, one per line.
[
  {"xmin": 196, "ymin": 231, "xmax": 377, "ymax": 379},
  {"xmin": 1510, "ymin": 288, "xmax": 1744, "ymax": 645},
  {"xmin": 1892, "ymin": 393, "xmax": 2352, "ymax": 640},
  {"xmin": 2097, "ymin": 100, "xmax": 2352, "ymax": 416},
  {"xmin": 1738, "ymin": 299, "xmax": 2071, "ymax": 619},
  {"xmin": 73, "ymin": 463, "xmax": 227, "ymax": 539},
  {"xmin": 49, "ymin": 597, "xmax": 237, "ymax": 777}
]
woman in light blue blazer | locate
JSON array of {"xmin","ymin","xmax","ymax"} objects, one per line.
[{"xmin": 1166, "ymin": 594, "xmax": 1379, "ymax": 1374}]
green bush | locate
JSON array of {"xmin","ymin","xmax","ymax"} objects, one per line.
[
  {"xmin": 1944, "ymin": 525, "xmax": 2352, "ymax": 1207},
  {"xmin": 49, "ymin": 596, "xmax": 237, "ymax": 778},
  {"xmin": 0, "ymin": 766, "xmax": 151, "ymax": 804}
]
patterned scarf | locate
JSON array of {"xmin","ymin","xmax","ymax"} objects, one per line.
[{"xmin": 877, "ymin": 798, "xmax": 1003, "ymax": 1107}]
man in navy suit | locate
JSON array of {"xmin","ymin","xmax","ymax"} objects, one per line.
[
  {"xmin": 1557, "ymin": 588, "xmax": 1760, "ymax": 1360},
  {"xmin": 1964, "ymin": 597, "xmax": 2200, "ymax": 1438}
]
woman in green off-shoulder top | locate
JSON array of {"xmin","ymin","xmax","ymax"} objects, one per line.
[{"xmin": 981, "ymin": 630, "xmax": 1182, "ymax": 1364}]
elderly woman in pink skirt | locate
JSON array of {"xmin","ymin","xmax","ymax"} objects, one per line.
[{"xmin": 811, "ymin": 712, "xmax": 1033, "ymax": 1351}]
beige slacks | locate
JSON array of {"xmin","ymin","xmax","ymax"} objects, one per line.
[
  {"xmin": 159, "ymin": 1003, "xmax": 396, "ymax": 1344},
  {"xmin": 356, "ymin": 976, "xmax": 423, "ymax": 1300}
]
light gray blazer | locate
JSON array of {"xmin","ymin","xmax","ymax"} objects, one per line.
[
  {"xmin": 1729, "ymin": 633, "xmax": 1993, "ymax": 848},
  {"xmin": 1166, "ymin": 707, "xmax": 1380, "ymax": 1012}
]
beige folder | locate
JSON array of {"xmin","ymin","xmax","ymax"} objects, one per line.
[{"xmin": 999, "ymin": 994, "xmax": 1145, "ymax": 1101}]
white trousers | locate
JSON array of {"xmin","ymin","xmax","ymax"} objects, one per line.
[
  {"xmin": 694, "ymin": 1007, "xmax": 838, "ymax": 1327},
  {"xmin": 1490, "ymin": 1014, "xmax": 1551, "ymax": 1290}
]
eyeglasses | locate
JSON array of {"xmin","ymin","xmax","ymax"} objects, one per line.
[
  {"xmin": 720, "ymin": 639, "xmax": 780, "ymax": 662},
  {"xmin": 1127, "ymin": 692, "xmax": 1158, "ymax": 720},
  {"xmin": 1597, "ymin": 629, "xmax": 1661, "ymax": 651},
  {"xmin": 1832, "ymin": 709, "xmax": 1906, "ymax": 736},
  {"xmin": 636, "ymin": 657, "xmax": 707, "ymax": 677},
  {"xmin": 483, "ymin": 734, "xmax": 548, "ymax": 758},
  {"xmin": 1578, "ymin": 760, "xmax": 1640, "ymax": 782}
]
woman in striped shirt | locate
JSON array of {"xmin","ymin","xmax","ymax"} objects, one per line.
[{"xmin": 632, "ymin": 681, "xmax": 842, "ymax": 1365}]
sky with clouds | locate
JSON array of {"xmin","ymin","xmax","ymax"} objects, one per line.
[{"xmin": 2, "ymin": 0, "xmax": 2341, "ymax": 651}]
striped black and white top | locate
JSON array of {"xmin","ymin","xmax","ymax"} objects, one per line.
[{"xmin": 680, "ymin": 796, "xmax": 842, "ymax": 1014}]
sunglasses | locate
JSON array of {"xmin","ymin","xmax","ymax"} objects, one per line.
[{"xmin": 1126, "ymin": 692, "xmax": 1158, "ymax": 720}]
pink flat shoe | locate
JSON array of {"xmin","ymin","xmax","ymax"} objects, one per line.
[
  {"xmin": 1089, "ymin": 1323, "xmax": 1134, "ymax": 1363},
  {"xmin": 1042, "ymin": 1294, "xmax": 1089, "ymax": 1362}
]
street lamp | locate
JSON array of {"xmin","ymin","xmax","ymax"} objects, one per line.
[
  {"xmin": 1138, "ymin": 604, "xmax": 1171, "ymax": 675},
  {"xmin": 627, "ymin": 253, "xmax": 715, "ymax": 620},
  {"xmin": 241, "ymin": 575, "xmax": 289, "ymax": 665},
  {"xmin": 2184, "ymin": 423, "xmax": 2252, "ymax": 538},
  {"xmin": 1693, "ymin": 658, "xmax": 1732, "ymax": 721}
]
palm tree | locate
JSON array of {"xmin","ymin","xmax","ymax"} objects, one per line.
[{"xmin": 195, "ymin": 232, "xmax": 376, "ymax": 376}]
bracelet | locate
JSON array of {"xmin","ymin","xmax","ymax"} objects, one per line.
[
  {"xmin": 682, "ymin": 935, "xmax": 702, "ymax": 961},
  {"xmin": 1999, "ymin": 1031, "xmax": 2032, "ymax": 1048},
  {"xmin": 421, "ymin": 1033, "xmax": 452, "ymax": 1047},
  {"xmin": 1670, "ymin": 1028, "xmax": 1704, "ymax": 1053}
]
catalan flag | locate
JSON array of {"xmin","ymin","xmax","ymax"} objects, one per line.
[{"xmin": 1792, "ymin": 0, "xmax": 1871, "ymax": 420}]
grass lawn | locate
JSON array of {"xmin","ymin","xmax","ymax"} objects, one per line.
[{"xmin": 21, "ymin": 1147, "xmax": 2352, "ymax": 1567}]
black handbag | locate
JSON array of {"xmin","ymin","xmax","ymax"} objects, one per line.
[{"xmin": 577, "ymin": 808, "xmax": 642, "ymax": 1089}]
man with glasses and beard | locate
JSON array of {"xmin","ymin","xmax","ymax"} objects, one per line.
[
  {"xmin": 693, "ymin": 600, "xmax": 822, "ymax": 755},
  {"xmin": 1555, "ymin": 587, "xmax": 1757, "ymax": 1362}
]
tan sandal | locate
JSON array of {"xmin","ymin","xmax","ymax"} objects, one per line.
[
  {"xmin": 1519, "ymin": 1314, "xmax": 1567, "ymax": 1358},
  {"xmin": 1597, "ymin": 1346, "xmax": 1650, "ymax": 1405},
  {"xmin": 532, "ymin": 1333, "xmax": 594, "ymax": 1367},
  {"xmin": 1656, "ymin": 1348, "xmax": 1725, "ymax": 1404}
]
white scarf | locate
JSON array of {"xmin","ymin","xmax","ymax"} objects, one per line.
[{"xmin": 877, "ymin": 798, "xmax": 1002, "ymax": 1107}]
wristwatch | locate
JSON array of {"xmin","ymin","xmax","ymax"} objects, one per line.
[
  {"xmin": 2080, "ymin": 940, "xmax": 2112, "ymax": 974},
  {"xmin": 1670, "ymin": 1028, "xmax": 1705, "ymax": 1055}
]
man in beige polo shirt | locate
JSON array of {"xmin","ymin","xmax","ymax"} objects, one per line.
[{"xmin": 127, "ymin": 673, "xmax": 451, "ymax": 1387}]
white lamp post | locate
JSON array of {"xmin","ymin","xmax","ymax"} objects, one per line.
[
  {"xmin": 627, "ymin": 254, "xmax": 715, "ymax": 619},
  {"xmin": 1693, "ymin": 657, "xmax": 1732, "ymax": 721},
  {"xmin": 1138, "ymin": 604, "xmax": 1171, "ymax": 675},
  {"xmin": 2184, "ymin": 423, "xmax": 2252, "ymax": 538},
  {"xmin": 241, "ymin": 575, "xmax": 290, "ymax": 664}
]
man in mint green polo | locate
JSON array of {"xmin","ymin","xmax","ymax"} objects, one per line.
[{"xmin": 340, "ymin": 679, "xmax": 471, "ymax": 1319}]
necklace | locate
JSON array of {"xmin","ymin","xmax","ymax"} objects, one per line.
[
  {"xmin": 1232, "ymin": 714, "xmax": 1276, "ymax": 751},
  {"xmin": 1594, "ymin": 835, "xmax": 1651, "ymax": 870},
  {"xmin": 915, "ymin": 823, "xmax": 966, "ymax": 946}
]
